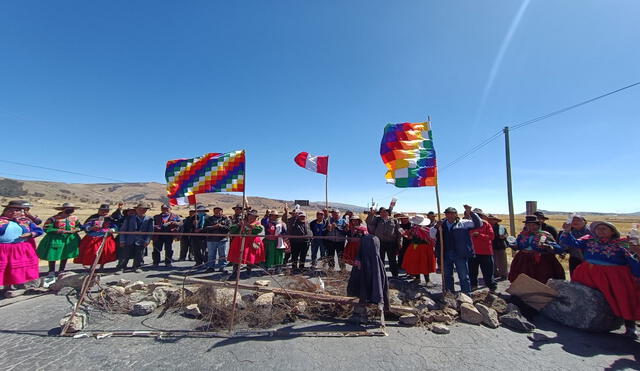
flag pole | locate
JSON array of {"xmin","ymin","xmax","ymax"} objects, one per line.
[
  {"xmin": 229, "ymin": 151, "xmax": 247, "ymax": 334},
  {"xmin": 428, "ymin": 116, "xmax": 446, "ymax": 294},
  {"xmin": 325, "ymin": 172, "xmax": 328, "ymax": 210}
]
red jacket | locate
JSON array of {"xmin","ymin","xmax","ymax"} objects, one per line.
[{"xmin": 470, "ymin": 220, "xmax": 495, "ymax": 255}]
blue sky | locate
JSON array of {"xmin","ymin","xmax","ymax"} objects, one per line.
[{"xmin": 1, "ymin": 1, "xmax": 639, "ymax": 214}]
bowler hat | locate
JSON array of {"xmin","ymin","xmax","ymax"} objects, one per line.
[
  {"xmin": 2, "ymin": 200, "xmax": 30, "ymax": 209},
  {"xmin": 54, "ymin": 202, "xmax": 80, "ymax": 211},
  {"xmin": 523, "ymin": 215, "xmax": 541, "ymax": 224}
]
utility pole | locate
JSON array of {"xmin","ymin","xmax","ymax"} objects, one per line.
[{"xmin": 504, "ymin": 126, "xmax": 516, "ymax": 236}]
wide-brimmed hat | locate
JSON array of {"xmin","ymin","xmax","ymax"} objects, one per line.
[
  {"xmin": 269, "ymin": 210, "xmax": 281, "ymax": 216},
  {"xmin": 232, "ymin": 204, "xmax": 243, "ymax": 210},
  {"xmin": 349, "ymin": 215, "xmax": 362, "ymax": 221},
  {"xmin": 134, "ymin": 202, "xmax": 151, "ymax": 209},
  {"xmin": 409, "ymin": 215, "xmax": 425, "ymax": 225},
  {"xmin": 195, "ymin": 205, "xmax": 209, "ymax": 212},
  {"xmin": 472, "ymin": 208, "xmax": 486, "ymax": 217},
  {"xmin": 378, "ymin": 207, "xmax": 389, "ymax": 213},
  {"xmin": 427, "ymin": 211, "xmax": 435, "ymax": 216},
  {"xmin": 98, "ymin": 204, "xmax": 110, "ymax": 210},
  {"xmin": 444, "ymin": 207, "xmax": 457, "ymax": 214},
  {"xmin": 534, "ymin": 211, "xmax": 549, "ymax": 220},
  {"xmin": 2, "ymin": 200, "xmax": 31, "ymax": 209},
  {"xmin": 589, "ymin": 221, "xmax": 620, "ymax": 239},
  {"xmin": 523, "ymin": 215, "xmax": 541, "ymax": 224},
  {"xmin": 160, "ymin": 204, "xmax": 170, "ymax": 209},
  {"xmin": 329, "ymin": 208, "xmax": 340, "ymax": 214},
  {"xmin": 213, "ymin": 206, "xmax": 223, "ymax": 211},
  {"xmin": 394, "ymin": 213, "xmax": 409, "ymax": 219},
  {"xmin": 246, "ymin": 209, "xmax": 259, "ymax": 217},
  {"xmin": 54, "ymin": 202, "xmax": 80, "ymax": 210},
  {"xmin": 297, "ymin": 212, "xmax": 307, "ymax": 218},
  {"xmin": 486, "ymin": 214, "xmax": 502, "ymax": 222}
]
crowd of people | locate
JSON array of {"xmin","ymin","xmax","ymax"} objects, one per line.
[{"xmin": 0, "ymin": 199, "xmax": 638, "ymax": 338}]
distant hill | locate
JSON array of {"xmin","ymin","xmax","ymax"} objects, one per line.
[{"xmin": 0, "ymin": 177, "xmax": 367, "ymax": 217}]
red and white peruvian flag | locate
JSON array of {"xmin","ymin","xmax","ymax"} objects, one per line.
[
  {"xmin": 169, "ymin": 194, "xmax": 197, "ymax": 206},
  {"xmin": 294, "ymin": 152, "xmax": 329, "ymax": 175}
]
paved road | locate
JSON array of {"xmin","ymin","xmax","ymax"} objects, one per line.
[{"xmin": 0, "ymin": 262, "xmax": 638, "ymax": 371}]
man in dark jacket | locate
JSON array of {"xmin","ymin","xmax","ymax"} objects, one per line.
[
  {"xmin": 437, "ymin": 204, "xmax": 481, "ymax": 294},
  {"xmin": 289, "ymin": 212, "xmax": 312, "ymax": 272},
  {"xmin": 178, "ymin": 209, "xmax": 196, "ymax": 261},
  {"xmin": 203, "ymin": 206, "xmax": 231, "ymax": 271},
  {"xmin": 366, "ymin": 207, "xmax": 400, "ymax": 278},
  {"xmin": 152, "ymin": 204, "xmax": 181, "ymax": 267},
  {"xmin": 117, "ymin": 202, "xmax": 154, "ymax": 273}
]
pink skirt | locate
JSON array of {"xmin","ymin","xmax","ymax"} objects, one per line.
[{"xmin": 0, "ymin": 241, "xmax": 40, "ymax": 286}]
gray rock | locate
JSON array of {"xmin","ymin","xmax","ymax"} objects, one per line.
[
  {"xmin": 499, "ymin": 311, "xmax": 535, "ymax": 333},
  {"xmin": 183, "ymin": 304, "xmax": 202, "ymax": 318},
  {"xmin": 443, "ymin": 307, "xmax": 459, "ymax": 317},
  {"xmin": 505, "ymin": 303, "xmax": 521, "ymax": 314},
  {"xmin": 541, "ymin": 279, "xmax": 623, "ymax": 332},
  {"xmin": 107, "ymin": 286, "xmax": 126, "ymax": 295},
  {"xmin": 420, "ymin": 296, "xmax": 439, "ymax": 310},
  {"xmin": 150, "ymin": 287, "xmax": 168, "ymax": 305},
  {"xmin": 50, "ymin": 272, "xmax": 90, "ymax": 292},
  {"xmin": 147, "ymin": 281, "xmax": 175, "ymax": 290},
  {"xmin": 59, "ymin": 313, "xmax": 87, "ymax": 333},
  {"xmin": 456, "ymin": 293, "xmax": 474, "ymax": 308},
  {"xmin": 431, "ymin": 323, "xmax": 450, "ymax": 334},
  {"xmin": 442, "ymin": 294, "xmax": 457, "ymax": 309},
  {"xmin": 131, "ymin": 301, "xmax": 157, "ymax": 316},
  {"xmin": 460, "ymin": 303, "xmax": 483, "ymax": 325},
  {"xmin": 116, "ymin": 279, "xmax": 131, "ymax": 287},
  {"xmin": 399, "ymin": 314, "xmax": 419, "ymax": 326},
  {"xmin": 433, "ymin": 314, "xmax": 453, "ymax": 323},
  {"xmin": 55, "ymin": 287, "xmax": 76, "ymax": 296},
  {"xmin": 388, "ymin": 289, "xmax": 404, "ymax": 306},
  {"xmin": 254, "ymin": 293, "xmax": 274, "ymax": 307},
  {"xmin": 254, "ymin": 280, "xmax": 271, "ymax": 287},
  {"xmin": 476, "ymin": 303, "xmax": 500, "ymax": 328},
  {"xmin": 124, "ymin": 281, "xmax": 146, "ymax": 294},
  {"xmin": 485, "ymin": 294, "xmax": 508, "ymax": 314}
]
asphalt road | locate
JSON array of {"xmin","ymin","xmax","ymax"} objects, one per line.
[{"xmin": 0, "ymin": 261, "xmax": 638, "ymax": 371}]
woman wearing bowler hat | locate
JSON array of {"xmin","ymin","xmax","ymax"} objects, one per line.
[
  {"xmin": 509, "ymin": 215, "xmax": 565, "ymax": 284},
  {"xmin": 74, "ymin": 204, "xmax": 118, "ymax": 271},
  {"xmin": 0, "ymin": 201, "xmax": 43, "ymax": 287},
  {"xmin": 37, "ymin": 203, "xmax": 83, "ymax": 275}
]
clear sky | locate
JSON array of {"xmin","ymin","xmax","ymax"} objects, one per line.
[{"xmin": 1, "ymin": 1, "xmax": 639, "ymax": 214}]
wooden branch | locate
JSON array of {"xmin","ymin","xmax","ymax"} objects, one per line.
[{"xmin": 167, "ymin": 275, "xmax": 417, "ymax": 314}]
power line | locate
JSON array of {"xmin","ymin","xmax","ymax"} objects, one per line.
[
  {"xmin": 511, "ymin": 81, "xmax": 640, "ymax": 131},
  {"xmin": 0, "ymin": 160, "xmax": 128, "ymax": 183},
  {"xmin": 440, "ymin": 130, "xmax": 503, "ymax": 171}
]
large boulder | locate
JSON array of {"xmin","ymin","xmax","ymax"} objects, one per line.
[{"xmin": 541, "ymin": 279, "xmax": 623, "ymax": 332}]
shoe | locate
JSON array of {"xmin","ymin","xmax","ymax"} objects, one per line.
[
  {"xmin": 623, "ymin": 328, "xmax": 638, "ymax": 339},
  {"xmin": 152, "ymin": 262, "xmax": 159, "ymax": 267},
  {"xmin": 165, "ymin": 262, "xmax": 172, "ymax": 267},
  {"xmin": 134, "ymin": 268, "xmax": 142, "ymax": 273},
  {"xmin": 114, "ymin": 271, "xmax": 122, "ymax": 275}
]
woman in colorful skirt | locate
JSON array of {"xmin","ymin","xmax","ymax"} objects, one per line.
[
  {"xmin": 401, "ymin": 215, "xmax": 437, "ymax": 285},
  {"xmin": 508, "ymin": 215, "xmax": 565, "ymax": 284},
  {"xmin": 560, "ymin": 221, "xmax": 640, "ymax": 339},
  {"xmin": 228, "ymin": 210, "xmax": 265, "ymax": 277},
  {"xmin": 262, "ymin": 210, "xmax": 287, "ymax": 274},
  {"xmin": 342, "ymin": 215, "xmax": 368, "ymax": 266},
  {"xmin": 74, "ymin": 204, "xmax": 118, "ymax": 271},
  {"xmin": 37, "ymin": 203, "xmax": 83, "ymax": 275},
  {"xmin": 0, "ymin": 201, "xmax": 43, "ymax": 288}
]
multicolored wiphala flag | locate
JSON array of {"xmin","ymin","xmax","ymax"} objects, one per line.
[
  {"xmin": 165, "ymin": 150, "xmax": 245, "ymax": 205},
  {"xmin": 380, "ymin": 122, "xmax": 437, "ymax": 187}
]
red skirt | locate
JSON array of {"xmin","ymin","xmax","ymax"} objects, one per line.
[
  {"xmin": 343, "ymin": 241, "xmax": 360, "ymax": 266},
  {"xmin": 228, "ymin": 236, "xmax": 265, "ymax": 265},
  {"xmin": 402, "ymin": 243, "xmax": 436, "ymax": 275},
  {"xmin": 508, "ymin": 251, "xmax": 565, "ymax": 284},
  {"xmin": 572, "ymin": 262, "xmax": 640, "ymax": 321},
  {"xmin": 74, "ymin": 235, "xmax": 117, "ymax": 266}
]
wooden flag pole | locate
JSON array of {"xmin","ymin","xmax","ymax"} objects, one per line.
[
  {"xmin": 325, "ymin": 172, "xmax": 329, "ymax": 210},
  {"xmin": 435, "ymin": 183, "xmax": 446, "ymax": 294},
  {"xmin": 229, "ymin": 153, "xmax": 247, "ymax": 334}
]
